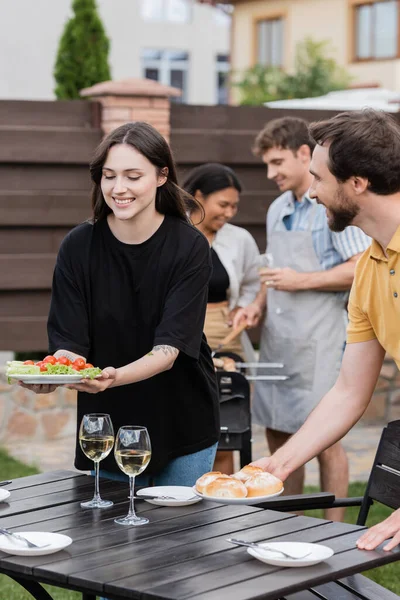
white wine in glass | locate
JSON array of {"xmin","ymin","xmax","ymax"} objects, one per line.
[
  {"xmin": 114, "ymin": 425, "xmax": 152, "ymax": 526},
  {"xmin": 79, "ymin": 413, "xmax": 114, "ymax": 509}
]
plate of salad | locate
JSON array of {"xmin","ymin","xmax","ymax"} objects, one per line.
[{"xmin": 6, "ymin": 356, "xmax": 103, "ymax": 384}]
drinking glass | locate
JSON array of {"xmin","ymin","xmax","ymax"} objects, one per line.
[
  {"xmin": 114, "ymin": 426, "xmax": 152, "ymax": 526},
  {"xmin": 259, "ymin": 253, "xmax": 274, "ymax": 269},
  {"xmin": 79, "ymin": 413, "xmax": 114, "ymax": 508}
]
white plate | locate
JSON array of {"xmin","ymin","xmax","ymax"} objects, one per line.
[
  {"xmin": 0, "ymin": 531, "xmax": 73, "ymax": 556},
  {"xmin": 248, "ymin": 541, "xmax": 334, "ymax": 567},
  {"xmin": 137, "ymin": 486, "xmax": 202, "ymax": 507},
  {"xmin": 9, "ymin": 374, "xmax": 85, "ymax": 384},
  {"xmin": 193, "ymin": 486, "xmax": 284, "ymax": 505},
  {"xmin": 0, "ymin": 489, "xmax": 10, "ymax": 502}
]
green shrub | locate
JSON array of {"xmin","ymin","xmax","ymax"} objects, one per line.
[{"xmin": 54, "ymin": 0, "xmax": 111, "ymax": 99}]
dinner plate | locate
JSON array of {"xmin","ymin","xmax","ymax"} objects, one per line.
[
  {"xmin": 0, "ymin": 489, "xmax": 10, "ymax": 502},
  {"xmin": 247, "ymin": 541, "xmax": 334, "ymax": 567},
  {"xmin": 192, "ymin": 486, "xmax": 284, "ymax": 505},
  {"xmin": 9, "ymin": 374, "xmax": 87, "ymax": 384},
  {"xmin": 0, "ymin": 532, "xmax": 73, "ymax": 556},
  {"xmin": 137, "ymin": 486, "xmax": 202, "ymax": 507}
]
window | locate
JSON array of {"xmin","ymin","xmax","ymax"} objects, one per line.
[
  {"xmin": 142, "ymin": 50, "xmax": 189, "ymax": 103},
  {"xmin": 256, "ymin": 17, "xmax": 284, "ymax": 67},
  {"xmin": 140, "ymin": 0, "xmax": 192, "ymax": 23},
  {"xmin": 216, "ymin": 54, "xmax": 230, "ymax": 104},
  {"xmin": 354, "ymin": 1, "xmax": 398, "ymax": 60}
]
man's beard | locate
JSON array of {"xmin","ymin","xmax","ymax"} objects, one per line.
[{"xmin": 327, "ymin": 187, "xmax": 360, "ymax": 232}]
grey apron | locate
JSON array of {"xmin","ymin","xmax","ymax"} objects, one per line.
[{"xmin": 252, "ymin": 204, "xmax": 346, "ymax": 433}]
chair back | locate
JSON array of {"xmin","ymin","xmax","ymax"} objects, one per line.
[{"xmin": 358, "ymin": 419, "xmax": 400, "ymax": 524}]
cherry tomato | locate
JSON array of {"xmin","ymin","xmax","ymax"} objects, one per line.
[
  {"xmin": 57, "ymin": 356, "xmax": 71, "ymax": 366},
  {"xmin": 23, "ymin": 360, "xmax": 34, "ymax": 365},
  {"xmin": 43, "ymin": 355, "xmax": 57, "ymax": 365},
  {"xmin": 85, "ymin": 363, "xmax": 93, "ymax": 369},
  {"xmin": 72, "ymin": 358, "xmax": 86, "ymax": 371},
  {"xmin": 36, "ymin": 361, "xmax": 48, "ymax": 372}
]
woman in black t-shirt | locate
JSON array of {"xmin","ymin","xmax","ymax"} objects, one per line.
[{"xmin": 22, "ymin": 122, "xmax": 220, "ymax": 486}]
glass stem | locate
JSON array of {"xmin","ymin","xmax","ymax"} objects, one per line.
[
  {"xmin": 127, "ymin": 476, "xmax": 136, "ymax": 519},
  {"xmin": 93, "ymin": 460, "xmax": 101, "ymax": 501}
]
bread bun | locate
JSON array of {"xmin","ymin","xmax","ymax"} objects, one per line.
[
  {"xmin": 195, "ymin": 471, "xmax": 230, "ymax": 494},
  {"xmin": 245, "ymin": 472, "xmax": 283, "ymax": 498},
  {"xmin": 203, "ymin": 476, "xmax": 247, "ymax": 498},
  {"xmin": 232, "ymin": 465, "xmax": 264, "ymax": 482}
]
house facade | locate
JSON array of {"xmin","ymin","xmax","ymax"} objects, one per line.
[
  {"xmin": 229, "ymin": 0, "xmax": 400, "ymax": 101},
  {"xmin": 1, "ymin": 0, "xmax": 230, "ymax": 105}
]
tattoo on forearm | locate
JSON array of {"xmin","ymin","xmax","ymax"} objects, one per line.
[
  {"xmin": 54, "ymin": 350, "xmax": 86, "ymax": 362},
  {"xmin": 147, "ymin": 345, "xmax": 179, "ymax": 358}
]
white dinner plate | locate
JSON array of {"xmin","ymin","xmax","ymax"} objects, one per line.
[
  {"xmin": 0, "ymin": 489, "xmax": 10, "ymax": 502},
  {"xmin": 9, "ymin": 374, "xmax": 86, "ymax": 384},
  {"xmin": 137, "ymin": 486, "xmax": 202, "ymax": 507},
  {"xmin": 0, "ymin": 532, "xmax": 73, "ymax": 556},
  {"xmin": 248, "ymin": 541, "xmax": 334, "ymax": 567},
  {"xmin": 192, "ymin": 486, "xmax": 284, "ymax": 505}
]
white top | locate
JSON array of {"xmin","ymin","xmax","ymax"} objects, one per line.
[
  {"xmin": 212, "ymin": 223, "xmax": 261, "ymax": 311},
  {"xmin": 212, "ymin": 223, "xmax": 260, "ymax": 365}
]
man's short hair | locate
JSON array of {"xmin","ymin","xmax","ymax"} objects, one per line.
[
  {"xmin": 253, "ymin": 116, "xmax": 315, "ymax": 156},
  {"xmin": 309, "ymin": 109, "xmax": 400, "ymax": 195}
]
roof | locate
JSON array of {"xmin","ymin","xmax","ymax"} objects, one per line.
[{"xmin": 265, "ymin": 88, "xmax": 400, "ymax": 113}]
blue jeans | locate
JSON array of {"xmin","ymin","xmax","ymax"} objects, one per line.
[
  {"xmin": 98, "ymin": 443, "xmax": 217, "ymax": 600},
  {"xmin": 97, "ymin": 442, "xmax": 218, "ymax": 487}
]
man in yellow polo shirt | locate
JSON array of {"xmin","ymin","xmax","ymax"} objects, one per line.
[{"xmin": 253, "ymin": 108, "xmax": 400, "ymax": 550}]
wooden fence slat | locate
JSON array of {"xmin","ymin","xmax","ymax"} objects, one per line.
[
  {"xmin": 0, "ymin": 318, "xmax": 48, "ymax": 351},
  {"xmin": 0, "ymin": 192, "xmax": 91, "ymax": 226},
  {"xmin": 0, "ymin": 127, "xmax": 101, "ymax": 164},
  {"xmin": 0, "ymin": 100, "xmax": 99, "ymax": 128},
  {"xmin": 0, "ymin": 291, "xmax": 51, "ymax": 317},
  {"xmin": 0, "ymin": 229, "xmax": 71, "ymax": 254},
  {"xmin": 0, "ymin": 165, "xmax": 91, "ymax": 189},
  {"xmin": 0, "ymin": 255, "xmax": 55, "ymax": 290}
]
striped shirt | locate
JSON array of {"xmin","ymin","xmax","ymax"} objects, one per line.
[{"xmin": 267, "ymin": 191, "xmax": 371, "ymax": 270}]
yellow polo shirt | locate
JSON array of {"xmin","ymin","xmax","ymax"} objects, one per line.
[{"xmin": 347, "ymin": 226, "xmax": 400, "ymax": 368}]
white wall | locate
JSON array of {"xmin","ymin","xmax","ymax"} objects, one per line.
[{"xmin": 0, "ymin": 0, "xmax": 230, "ymax": 104}]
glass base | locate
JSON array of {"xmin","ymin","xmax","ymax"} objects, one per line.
[
  {"xmin": 80, "ymin": 498, "xmax": 113, "ymax": 509},
  {"xmin": 114, "ymin": 515, "xmax": 149, "ymax": 526}
]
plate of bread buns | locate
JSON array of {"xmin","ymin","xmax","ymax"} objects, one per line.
[{"xmin": 193, "ymin": 465, "xmax": 284, "ymax": 505}]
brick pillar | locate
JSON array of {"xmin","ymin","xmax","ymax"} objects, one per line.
[{"xmin": 80, "ymin": 78, "xmax": 181, "ymax": 141}]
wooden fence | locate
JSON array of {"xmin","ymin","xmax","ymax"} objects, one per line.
[
  {"xmin": 0, "ymin": 100, "xmax": 374, "ymax": 351},
  {"xmin": 0, "ymin": 100, "xmax": 101, "ymax": 351}
]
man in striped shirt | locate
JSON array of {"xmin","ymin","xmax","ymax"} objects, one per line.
[{"xmin": 234, "ymin": 117, "xmax": 370, "ymax": 520}]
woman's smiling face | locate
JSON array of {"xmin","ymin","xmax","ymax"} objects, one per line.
[{"xmin": 101, "ymin": 143, "xmax": 165, "ymax": 222}]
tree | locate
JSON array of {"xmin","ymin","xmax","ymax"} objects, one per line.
[
  {"xmin": 234, "ymin": 38, "xmax": 352, "ymax": 106},
  {"xmin": 54, "ymin": 0, "xmax": 111, "ymax": 100}
]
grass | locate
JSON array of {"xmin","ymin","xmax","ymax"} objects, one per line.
[
  {"xmin": 304, "ymin": 481, "xmax": 400, "ymax": 594},
  {"xmin": 0, "ymin": 449, "xmax": 80, "ymax": 599},
  {"xmin": 0, "ymin": 449, "xmax": 398, "ymax": 598}
]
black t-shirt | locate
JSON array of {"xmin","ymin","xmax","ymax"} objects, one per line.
[
  {"xmin": 208, "ymin": 248, "xmax": 230, "ymax": 302},
  {"xmin": 47, "ymin": 215, "xmax": 220, "ymax": 475}
]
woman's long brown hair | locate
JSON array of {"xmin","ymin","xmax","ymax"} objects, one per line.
[{"xmin": 89, "ymin": 121, "xmax": 201, "ymax": 222}]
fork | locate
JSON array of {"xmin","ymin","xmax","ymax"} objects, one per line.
[
  {"xmin": 226, "ymin": 538, "xmax": 312, "ymax": 559},
  {"xmin": 134, "ymin": 494, "xmax": 197, "ymax": 500},
  {"xmin": 0, "ymin": 528, "xmax": 50, "ymax": 549}
]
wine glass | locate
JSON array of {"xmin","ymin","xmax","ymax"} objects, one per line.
[
  {"xmin": 259, "ymin": 252, "xmax": 274, "ymax": 269},
  {"xmin": 79, "ymin": 413, "xmax": 114, "ymax": 509},
  {"xmin": 114, "ymin": 425, "xmax": 152, "ymax": 526}
]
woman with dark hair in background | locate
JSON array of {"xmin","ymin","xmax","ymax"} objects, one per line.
[
  {"xmin": 23, "ymin": 122, "xmax": 220, "ymax": 487},
  {"xmin": 183, "ymin": 163, "xmax": 260, "ymax": 473}
]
